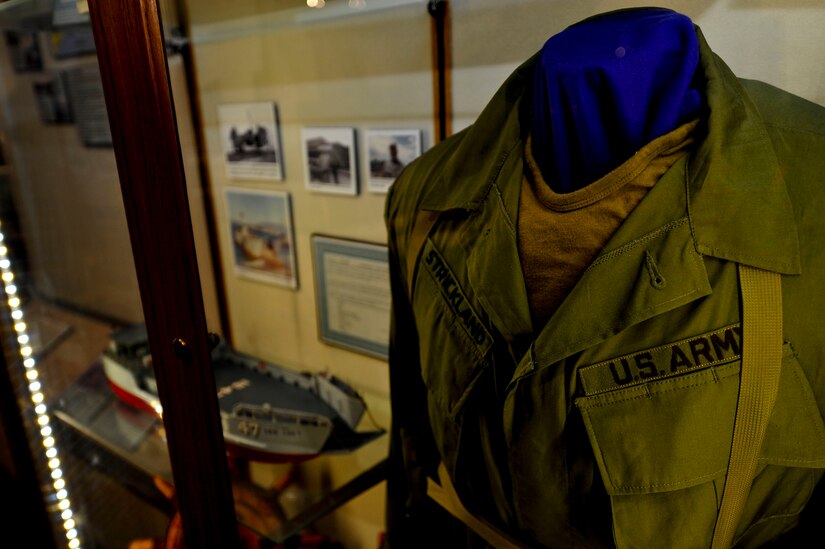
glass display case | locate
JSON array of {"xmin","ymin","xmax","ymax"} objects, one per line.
[
  {"xmin": 0, "ymin": 1, "xmax": 184, "ymax": 546},
  {"xmin": 1, "ymin": 1, "xmax": 823, "ymax": 548}
]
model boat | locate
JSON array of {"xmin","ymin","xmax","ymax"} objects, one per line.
[{"xmin": 101, "ymin": 324, "xmax": 383, "ymax": 461}]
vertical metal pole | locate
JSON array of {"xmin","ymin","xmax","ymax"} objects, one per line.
[
  {"xmin": 429, "ymin": 0, "xmax": 452, "ymax": 143},
  {"xmin": 170, "ymin": 0, "xmax": 234, "ymax": 344}
]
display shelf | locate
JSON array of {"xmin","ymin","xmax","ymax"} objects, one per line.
[
  {"xmin": 23, "ymin": 299, "xmax": 114, "ymax": 400},
  {"xmin": 50, "ymin": 356, "xmax": 388, "ymax": 544},
  {"xmin": 5, "ymin": 300, "xmax": 173, "ymax": 546},
  {"xmin": 52, "ymin": 363, "xmax": 171, "ymax": 482}
]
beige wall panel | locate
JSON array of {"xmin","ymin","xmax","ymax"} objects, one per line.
[
  {"xmin": 202, "ymin": 77, "xmax": 427, "ymax": 395},
  {"xmin": 0, "ymin": 42, "xmax": 144, "ymax": 322},
  {"xmin": 0, "ymin": 40, "xmax": 219, "ymax": 327},
  {"xmin": 192, "ymin": 7, "xmax": 432, "ymax": 398},
  {"xmin": 451, "ymin": 1, "xmax": 825, "ymax": 126},
  {"xmin": 186, "ymin": 0, "xmax": 306, "ymax": 27},
  {"xmin": 188, "ymin": 4, "xmax": 433, "ymax": 545},
  {"xmin": 168, "ymin": 56, "xmax": 222, "ymax": 333}
]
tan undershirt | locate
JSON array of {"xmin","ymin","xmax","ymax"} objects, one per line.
[{"xmin": 519, "ymin": 119, "xmax": 699, "ymax": 330}]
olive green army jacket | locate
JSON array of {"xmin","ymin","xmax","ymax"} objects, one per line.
[{"xmin": 385, "ymin": 27, "xmax": 825, "ymax": 548}]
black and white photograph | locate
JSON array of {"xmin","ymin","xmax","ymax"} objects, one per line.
[
  {"xmin": 218, "ymin": 102, "xmax": 284, "ymax": 181},
  {"xmin": 302, "ymin": 127, "xmax": 358, "ymax": 196},
  {"xmin": 365, "ymin": 129, "xmax": 422, "ymax": 193},
  {"xmin": 65, "ymin": 64, "xmax": 112, "ymax": 147},
  {"xmin": 4, "ymin": 31, "xmax": 42, "ymax": 73},
  {"xmin": 33, "ymin": 72, "xmax": 74, "ymax": 124},
  {"xmin": 225, "ymin": 188, "xmax": 297, "ymax": 289}
]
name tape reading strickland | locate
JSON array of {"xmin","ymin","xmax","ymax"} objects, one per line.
[
  {"xmin": 580, "ymin": 324, "xmax": 742, "ymax": 395},
  {"xmin": 422, "ymin": 241, "xmax": 491, "ymax": 349}
]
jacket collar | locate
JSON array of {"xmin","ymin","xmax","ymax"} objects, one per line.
[
  {"xmin": 687, "ymin": 29, "xmax": 800, "ymax": 274},
  {"xmin": 421, "ymin": 27, "xmax": 800, "ymax": 275}
]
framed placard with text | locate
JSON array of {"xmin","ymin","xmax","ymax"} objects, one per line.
[{"xmin": 312, "ymin": 235, "xmax": 390, "ymax": 360}]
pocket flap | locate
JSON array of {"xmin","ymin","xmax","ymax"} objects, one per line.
[
  {"xmin": 760, "ymin": 351, "xmax": 825, "ymax": 467},
  {"xmin": 577, "ymin": 361, "xmax": 739, "ymax": 495}
]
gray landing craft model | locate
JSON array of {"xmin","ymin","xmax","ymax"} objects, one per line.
[{"xmin": 101, "ymin": 324, "xmax": 384, "ymax": 462}]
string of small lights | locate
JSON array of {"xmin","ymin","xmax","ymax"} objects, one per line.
[{"xmin": 0, "ymin": 226, "xmax": 80, "ymax": 549}]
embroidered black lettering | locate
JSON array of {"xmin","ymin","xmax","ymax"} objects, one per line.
[
  {"xmin": 422, "ymin": 243, "xmax": 491, "ymax": 355},
  {"xmin": 580, "ymin": 324, "xmax": 743, "ymax": 396},
  {"xmin": 710, "ymin": 328, "xmax": 741, "ymax": 361},
  {"xmin": 609, "ymin": 360, "xmax": 633, "ymax": 386},
  {"xmin": 443, "ymin": 279, "xmax": 456, "ymax": 296},
  {"xmin": 635, "ymin": 352, "xmax": 658, "ymax": 379},
  {"xmin": 464, "ymin": 311, "xmax": 477, "ymax": 331},
  {"xmin": 446, "ymin": 286, "xmax": 462, "ymax": 308},
  {"xmin": 458, "ymin": 306, "xmax": 473, "ymax": 325},
  {"xmin": 670, "ymin": 346, "xmax": 692, "ymax": 371},
  {"xmin": 479, "ymin": 309, "xmax": 490, "ymax": 326},
  {"xmin": 689, "ymin": 337, "xmax": 714, "ymax": 366},
  {"xmin": 466, "ymin": 315, "xmax": 484, "ymax": 342},
  {"xmin": 441, "ymin": 274, "xmax": 454, "ymax": 294}
]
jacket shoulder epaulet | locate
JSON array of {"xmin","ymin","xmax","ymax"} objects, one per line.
[{"xmin": 740, "ymin": 78, "xmax": 825, "ymax": 135}]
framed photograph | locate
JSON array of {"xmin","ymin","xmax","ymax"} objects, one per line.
[
  {"xmin": 225, "ymin": 188, "xmax": 297, "ymax": 289},
  {"xmin": 312, "ymin": 235, "xmax": 390, "ymax": 359},
  {"xmin": 218, "ymin": 102, "xmax": 284, "ymax": 181},
  {"xmin": 65, "ymin": 65, "xmax": 112, "ymax": 147},
  {"xmin": 33, "ymin": 72, "xmax": 74, "ymax": 124},
  {"xmin": 4, "ymin": 31, "xmax": 42, "ymax": 73},
  {"xmin": 302, "ymin": 127, "xmax": 358, "ymax": 196},
  {"xmin": 365, "ymin": 129, "xmax": 422, "ymax": 193}
]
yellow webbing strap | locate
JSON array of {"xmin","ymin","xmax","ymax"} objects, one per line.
[
  {"xmin": 405, "ymin": 210, "xmax": 440, "ymax": 299},
  {"xmin": 427, "ymin": 462, "xmax": 526, "ymax": 549},
  {"xmin": 711, "ymin": 264, "xmax": 783, "ymax": 548}
]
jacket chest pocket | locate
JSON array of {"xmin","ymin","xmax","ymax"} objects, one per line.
[{"xmin": 575, "ymin": 345, "xmax": 825, "ymax": 548}]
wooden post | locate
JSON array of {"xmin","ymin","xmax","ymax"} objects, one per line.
[{"xmin": 86, "ymin": 0, "xmax": 240, "ymax": 546}]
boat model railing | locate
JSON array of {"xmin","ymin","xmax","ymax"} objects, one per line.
[
  {"xmin": 214, "ymin": 346, "xmax": 367, "ymax": 430},
  {"xmin": 231, "ymin": 403, "xmax": 333, "ymax": 429},
  {"xmin": 103, "ymin": 326, "xmax": 370, "ymax": 432}
]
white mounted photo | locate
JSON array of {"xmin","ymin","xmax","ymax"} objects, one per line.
[
  {"xmin": 301, "ymin": 127, "xmax": 358, "ymax": 196},
  {"xmin": 218, "ymin": 102, "xmax": 284, "ymax": 181},
  {"xmin": 225, "ymin": 188, "xmax": 297, "ymax": 289},
  {"xmin": 365, "ymin": 129, "xmax": 422, "ymax": 193}
]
